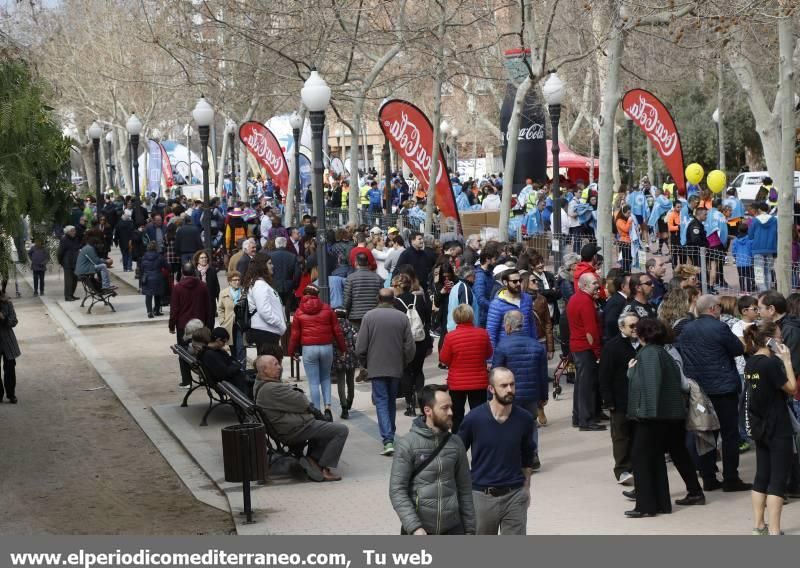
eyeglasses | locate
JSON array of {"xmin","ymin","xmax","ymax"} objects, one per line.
[{"xmin": 640, "ymin": 281, "xmax": 653, "ymax": 286}]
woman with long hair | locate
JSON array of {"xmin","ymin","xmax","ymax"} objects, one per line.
[
  {"xmin": 193, "ymin": 249, "xmax": 220, "ymax": 319},
  {"xmin": 658, "ymin": 287, "xmax": 694, "ymax": 338},
  {"xmin": 242, "ymin": 254, "xmax": 286, "ymax": 352},
  {"xmin": 392, "ymin": 272, "xmax": 431, "ymax": 416},
  {"xmin": 625, "ymin": 318, "xmax": 690, "ymax": 518},
  {"xmin": 288, "ymin": 285, "xmax": 346, "ymax": 421},
  {"xmin": 743, "ymin": 321, "xmax": 797, "ymax": 535}
]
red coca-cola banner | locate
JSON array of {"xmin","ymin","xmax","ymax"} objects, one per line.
[
  {"xmin": 238, "ymin": 121, "xmax": 289, "ymax": 192},
  {"xmin": 159, "ymin": 142, "xmax": 174, "ymax": 188},
  {"xmin": 378, "ymin": 100, "xmax": 460, "ymax": 228},
  {"xmin": 622, "ymin": 89, "xmax": 685, "ymax": 194}
]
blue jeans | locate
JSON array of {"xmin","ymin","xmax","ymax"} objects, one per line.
[
  {"xmin": 303, "ymin": 344, "xmax": 334, "ymax": 409},
  {"xmin": 121, "ymin": 249, "xmax": 132, "ymax": 271},
  {"xmin": 754, "ymin": 254, "xmax": 775, "ymax": 292},
  {"xmin": 372, "ymin": 376, "xmax": 400, "ymax": 444},
  {"xmin": 233, "ymin": 325, "xmax": 247, "ymax": 368}
]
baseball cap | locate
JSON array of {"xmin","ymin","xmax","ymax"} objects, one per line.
[
  {"xmin": 580, "ymin": 243, "xmax": 601, "ymax": 261},
  {"xmin": 387, "ymin": 227, "xmax": 398, "ymax": 234},
  {"xmin": 369, "ymin": 227, "xmax": 382, "ymax": 235}
]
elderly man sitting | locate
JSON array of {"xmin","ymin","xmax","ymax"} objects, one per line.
[{"xmin": 253, "ymin": 354, "xmax": 348, "ymax": 482}]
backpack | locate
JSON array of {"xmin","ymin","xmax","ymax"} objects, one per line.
[
  {"xmin": 768, "ymin": 186, "xmax": 778, "ymax": 202},
  {"xmin": 235, "ymin": 293, "xmax": 256, "ymax": 332},
  {"xmin": 397, "ymin": 295, "xmax": 425, "ymax": 342}
]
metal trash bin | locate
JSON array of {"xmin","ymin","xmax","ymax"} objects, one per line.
[{"xmin": 221, "ymin": 423, "xmax": 267, "ymax": 483}]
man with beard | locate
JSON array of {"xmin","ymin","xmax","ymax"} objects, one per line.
[
  {"xmin": 390, "ymin": 385, "xmax": 475, "ymax": 535},
  {"xmin": 457, "ymin": 368, "xmax": 535, "ymax": 534}
]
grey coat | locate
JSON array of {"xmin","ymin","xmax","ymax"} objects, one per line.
[
  {"xmin": 254, "ymin": 379, "xmax": 315, "ymax": 440},
  {"xmin": 0, "ymin": 301, "xmax": 21, "ymax": 359},
  {"xmin": 390, "ymin": 417, "xmax": 475, "ymax": 535},
  {"xmin": 356, "ymin": 304, "xmax": 415, "ymax": 379},
  {"xmin": 343, "ymin": 268, "xmax": 384, "ymax": 321}
]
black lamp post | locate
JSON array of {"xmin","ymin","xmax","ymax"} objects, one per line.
[
  {"xmin": 88, "ymin": 121, "xmax": 103, "ymax": 208},
  {"xmin": 301, "ymin": 70, "xmax": 332, "ymax": 303},
  {"xmin": 193, "ymin": 96, "xmax": 215, "ymax": 254},
  {"xmin": 126, "ymin": 114, "xmax": 142, "ymax": 209},
  {"xmin": 290, "ymin": 111, "xmax": 303, "ymax": 226},
  {"xmin": 543, "ymin": 71, "xmax": 565, "ymax": 270},
  {"xmin": 105, "ymin": 131, "xmax": 115, "ymax": 189},
  {"xmin": 228, "ymin": 120, "xmax": 237, "ymax": 202}
]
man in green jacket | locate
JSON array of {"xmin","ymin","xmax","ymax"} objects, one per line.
[
  {"xmin": 254, "ymin": 355, "xmax": 348, "ymax": 482},
  {"xmin": 390, "ymin": 384, "xmax": 476, "ymax": 535}
]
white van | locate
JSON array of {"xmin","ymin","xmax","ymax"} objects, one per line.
[{"xmin": 728, "ymin": 170, "xmax": 800, "ymax": 202}]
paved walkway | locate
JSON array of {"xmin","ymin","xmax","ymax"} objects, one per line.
[{"xmin": 24, "ymin": 253, "xmax": 797, "ymax": 535}]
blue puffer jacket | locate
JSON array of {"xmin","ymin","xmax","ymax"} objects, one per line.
[
  {"xmin": 485, "ymin": 290, "xmax": 537, "ymax": 352},
  {"xmin": 472, "ymin": 266, "xmax": 495, "ymax": 328},
  {"xmin": 492, "ymin": 331, "xmax": 548, "ymax": 403},
  {"xmin": 677, "ymin": 315, "xmax": 744, "ymax": 396}
]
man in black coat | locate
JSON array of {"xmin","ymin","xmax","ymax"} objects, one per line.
[
  {"xmin": 267, "ymin": 237, "xmax": 299, "ymax": 317},
  {"xmin": 685, "ymin": 207, "xmax": 708, "ymax": 270},
  {"xmin": 602, "ymin": 272, "xmax": 629, "ymax": 342},
  {"xmin": 199, "ymin": 328, "xmax": 252, "ymax": 397},
  {"xmin": 395, "ymin": 232, "xmax": 435, "ymax": 293},
  {"xmin": 599, "ymin": 312, "xmax": 639, "ymax": 485},
  {"xmin": 56, "ymin": 226, "xmax": 82, "ymax": 301},
  {"xmin": 175, "ymin": 216, "xmax": 204, "ymax": 264},
  {"xmin": 114, "ymin": 212, "xmax": 135, "ymax": 272}
]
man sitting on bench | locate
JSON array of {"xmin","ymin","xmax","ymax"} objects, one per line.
[
  {"xmin": 254, "ymin": 354, "xmax": 348, "ymax": 482},
  {"xmin": 75, "ymin": 238, "xmax": 116, "ymax": 293},
  {"xmin": 199, "ymin": 327, "xmax": 253, "ymax": 397}
]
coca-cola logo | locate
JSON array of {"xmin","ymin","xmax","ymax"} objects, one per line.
[
  {"xmin": 625, "ymin": 95, "xmax": 678, "ymax": 157},
  {"xmin": 504, "ymin": 123, "xmax": 544, "ymax": 142},
  {"xmin": 244, "ymin": 128, "xmax": 285, "ymax": 175},
  {"xmin": 383, "ymin": 113, "xmax": 444, "ymax": 188}
]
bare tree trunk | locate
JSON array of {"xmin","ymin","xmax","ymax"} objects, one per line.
[
  {"xmin": 646, "ymin": 139, "xmax": 654, "ymax": 182},
  {"xmin": 348, "ymin": 101, "xmax": 363, "ymax": 226},
  {"xmin": 716, "ymin": 57, "xmax": 726, "ymax": 173},
  {"xmin": 426, "ymin": 0, "xmax": 447, "ymax": 235},
  {"xmin": 498, "ymin": 78, "xmax": 531, "ymax": 240},
  {"xmin": 596, "ymin": 21, "xmax": 624, "ymax": 267},
  {"xmin": 217, "ymin": 130, "xmax": 229, "ymax": 198},
  {"xmin": 116, "ymin": 131, "xmax": 133, "ymax": 195},
  {"xmin": 776, "ymin": 14, "xmax": 794, "ymax": 295},
  {"xmin": 80, "ymin": 143, "xmax": 96, "ymax": 195}
]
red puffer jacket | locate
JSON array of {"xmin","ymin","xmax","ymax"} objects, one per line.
[
  {"xmin": 440, "ymin": 322, "xmax": 492, "ymax": 391},
  {"xmin": 288, "ymin": 295, "xmax": 347, "ymax": 355}
]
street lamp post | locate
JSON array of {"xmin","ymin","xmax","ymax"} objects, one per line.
[
  {"xmin": 625, "ymin": 114, "xmax": 634, "ymax": 190},
  {"xmin": 543, "ymin": 71, "xmax": 565, "ymax": 270},
  {"xmin": 227, "ymin": 119, "xmax": 237, "ymax": 202},
  {"xmin": 105, "ymin": 131, "xmax": 115, "ymax": 189},
  {"xmin": 89, "ymin": 121, "xmax": 103, "ymax": 208},
  {"xmin": 289, "ymin": 111, "xmax": 303, "ymax": 226},
  {"xmin": 126, "ymin": 114, "xmax": 142, "ymax": 210},
  {"xmin": 382, "ymin": 136, "xmax": 391, "ymax": 215},
  {"xmin": 192, "ymin": 96, "xmax": 215, "ymax": 254},
  {"xmin": 301, "ymin": 69, "xmax": 332, "ymax": 303}
]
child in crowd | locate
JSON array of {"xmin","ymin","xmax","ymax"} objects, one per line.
[
  {"xmin": 332, "ymin": 307, "xmax": 358, "ymax": 419},
  {"xmin": 732, "ymin": 223, "xmax": 754, "ymax": 292},
  {"xmin": 28, "ymin": 239, "xmax": 50, "ymax": 296}
]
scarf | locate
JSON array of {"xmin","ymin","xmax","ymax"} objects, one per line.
[{"xmin": 197, "ymin": 263, "xmax": 209, "ymax": 282}]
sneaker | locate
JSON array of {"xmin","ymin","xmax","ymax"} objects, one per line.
[
  {"xmin": 178, "ymin": 383, "xmax": 191, "ymax": 390},
  {"xmin": 323, "ymin": 408, "xmax": 333, "ymax": 422},
  {"xmin": 618, "ymin": 472, "xmax": 635, "ymax": 486},
  {"xmin": 752, "ymin": 526, "xmax": 769, "ymax": 536},
  {"xmin": 739, "ymin": 441, "xmax": 752, "ymax": 453},
  {"xmin": 381, "ymin": 442, "xmax": 395, "ymax": 456},
  {"xmin": 531, "ymin": 455, "xmax": 541, "ymax": 471}
]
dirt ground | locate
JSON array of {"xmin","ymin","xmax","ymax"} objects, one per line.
[{"xmin": 0, "ymin": 295, "xmax": 234, "ymax": 535}]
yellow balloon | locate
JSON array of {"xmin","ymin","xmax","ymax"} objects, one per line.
[
  {"xmin": 685, "ymin": 163, "xmax": 704, "ymax": 185},
  {"xmin": 707, "ymin": 169, "xmax": 727, "ymax": 193}
]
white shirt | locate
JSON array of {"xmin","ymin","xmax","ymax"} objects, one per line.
[
  {"xmin": 482, "ymin": 194, "xmax": 501, "ymax": 210},
  {"xmin": 248, "ymin": 279, "xmax": 287, "ymax": 336},
  {"xmin": 259, "ymin": 215, "xmax": 273, "ymax": 247}
]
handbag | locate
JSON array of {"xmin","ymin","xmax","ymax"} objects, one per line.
[
  {"xmin": 234, "ymin": 294, "xmax": 256, "ymax": 332},
  {"xmin": 399, "ymin": 433, "xmax": 451, "ymax": 535},
  {"xmin": 707, "ymin": 231, "xmax": 722, "ymax": 248}
]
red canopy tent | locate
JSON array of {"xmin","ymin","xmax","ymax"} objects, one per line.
[{"xmin": 545, "ymin": 140, "xmax": 599, "ymax": 182}]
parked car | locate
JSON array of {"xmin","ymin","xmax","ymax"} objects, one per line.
[{"xmin": 728, "ymin": 170, "xmax": 800, "ymax": 202}]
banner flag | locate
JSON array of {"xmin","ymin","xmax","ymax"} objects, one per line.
[
  {"xmin": 239, "ymin": 121, "xmax": 289, "ymax": 194},
  {"xmin": 622, "ymin": 89, "xmax": 686, "ymax": 195},
  {"xmin": 159, "ymin": 143, "xmax": 174, "ymax": 189},
  {"xmin": 378, "ymin": 99, "xmax": 461, "ymax": 229},
  {"xmin": 146, "ymin": 140, "xmax": 162, "ymax": 196}
]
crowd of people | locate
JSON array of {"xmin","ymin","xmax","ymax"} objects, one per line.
[{"xmin": 4, "ymin": 167, "xmax": 789, "ymax": 536}]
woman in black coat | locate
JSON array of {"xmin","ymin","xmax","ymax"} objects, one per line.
[
  {"xmin": 193, "ymin": 249, "xmax": 220, "ymax": 320},
  {"xmin": 0, "ymin": 293, "xmax": 21, "ymax": 403},
  {"xmin": 140, "ymin": 241, "xmax": 168, "ymax": 318}
]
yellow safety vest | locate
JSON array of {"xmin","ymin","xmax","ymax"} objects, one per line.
[
  {"xmin": 359, "ymin": 185, "xmax": 370, "ymax": 206},
  {"xmin": 341, "ymin": 188, "xmax": 349, "ymax": 208}
]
